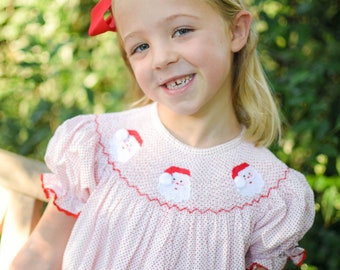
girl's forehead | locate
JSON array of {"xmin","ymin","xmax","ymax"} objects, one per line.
[
  {"xmin": 112, "ymin": 0, "xmax": 219, "ymax": 27},
  {"xmin": 113, "ymin": 0, "xmax": 213, "ymax": 15}
]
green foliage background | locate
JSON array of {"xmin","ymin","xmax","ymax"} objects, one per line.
[{"xmin": 0, "ymin": 0, "xmax": 339, "ymax": 269}]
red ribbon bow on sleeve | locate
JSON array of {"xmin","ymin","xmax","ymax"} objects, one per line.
[{"xmin": 88, "ymin": 0, "xmax": 116, "ymax": 36}]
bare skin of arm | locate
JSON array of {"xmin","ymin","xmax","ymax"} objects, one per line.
[{"xmin": 9, "ymin": 200, "xmax": 77, "ymax": 270}]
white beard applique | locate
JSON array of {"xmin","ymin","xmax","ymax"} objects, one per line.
[
  {"xmin": 109, "ymin": 128, "xmax": 143, "ymax": 163},
  {"xmin": 232, "ymin": 163, "xmax": 264, "ymax": 198},
  {"xmin": 159, "ymin": 166, "xmax": 192, "ymax": 203}
]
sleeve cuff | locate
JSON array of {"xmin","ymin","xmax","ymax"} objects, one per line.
[
  {"xmin": 247, "ymin": 246, "xmax": 306, "ymax": 270},
  {"xmin": 41, "ymin": 173, "xmax": 81, "ymax": 218},
  {"xmin": 248, "ymin": 262, "xmax": 268, "ymax": 270},
  {"xmin": 285, "ymin": 246, "xmax": 306, "ymax": 267}
]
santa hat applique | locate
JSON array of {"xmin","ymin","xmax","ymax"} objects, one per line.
[
  {"xmin": 232, "ymin": 162, "xmax": 265, "ymax": 197},
  {"xmin": 114, "ymin": 128, "xmax": 143, "ymax": 146},
  {"xmin": 159, "ymin": 166, "xmax": 192, "ymax": 203},
  {"xmin": 159, "ymin": 166, "xmax": 191, "ymax": 185},
  {"xmin": 232, "ymin": 162, "xmax": 250, "ymax": 189},
  {"xmin": 110, "ymin": 128, "xmax": 143, "ymax": 163}
]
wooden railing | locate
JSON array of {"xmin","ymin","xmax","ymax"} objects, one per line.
[{"xmin": 0, "ymin": 149, "xmax": 49, "ymax": 269}]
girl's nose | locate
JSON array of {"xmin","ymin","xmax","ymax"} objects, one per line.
[{"xmin": 152, "ymin": 44, "xmax": 179, "ymax": 70}]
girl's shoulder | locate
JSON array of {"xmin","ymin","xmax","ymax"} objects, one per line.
[
  {"xmin": 98, "ymin": 104, "xmax": 153, "ymax": 123},
  {"xmin": 63, "ymin": 104, "xmax": 152, "ymax": 128},
  {"xmin": 231, "ymin": 141, "xmax": 312, "ymax": 201},
  {"xmin": 54, "ymin": 104, "xmax": 153, "ymax": 140},
  {"xmin": 42, "ymin": 105, "xmax": 154, "ymax": 216}
]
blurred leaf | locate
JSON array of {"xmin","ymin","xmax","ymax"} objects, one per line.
[{"xmin": 321, "ymin": 186, "xmax": 340, "ymax": 227}]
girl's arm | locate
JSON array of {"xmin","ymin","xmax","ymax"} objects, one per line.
[{"xmin": 9, "ymin": 200, "xmax": 77, "ymax": 270}]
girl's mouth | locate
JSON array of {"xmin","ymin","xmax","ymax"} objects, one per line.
[{"xmin": 165, "ymin": 74, "xmax": 194, "ymax": 90}]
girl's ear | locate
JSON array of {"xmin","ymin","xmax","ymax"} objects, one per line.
[{"xmin": 231, "ymin": 10, "xmax": 252, "ymax": 53}]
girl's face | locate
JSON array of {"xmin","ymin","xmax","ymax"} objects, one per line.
[{"xmin": 114, "ymin": 0, "xmax": 236, "ymax": 118}]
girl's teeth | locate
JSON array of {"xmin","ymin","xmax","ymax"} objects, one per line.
[{"xmin": 166, "ymin": 75, "xmax": 193, "ymax": 90}]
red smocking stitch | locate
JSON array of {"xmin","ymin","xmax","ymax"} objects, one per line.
[
  {"xmin": 40, "ymin": 173, "xmax": 79, "ymax": 218},
  {"xmin": 94, "ymin": 116, "xmax": 289, "ymax": 215}
]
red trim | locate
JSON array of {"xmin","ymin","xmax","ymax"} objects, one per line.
[
  {"xmin": 165, "ymin": 166, "xmax": 191, "ymax": 176},
  {"xmin": 290, "ymin": 249, "xmax": 307, "ymax": 267},
  {"xmin": 249, "ymin": 262, "xmax": 268, "ymax": 270},
  {"xmin": 232, "ymin": 162, "xmax": 250, "ymax": 179},
  {"xmin": 94, "ymin": 115, "xmax": 290, "ymax": 215},
  {"xmin": 40, "ymin": 174, "xmax": 79, "ymax": 218},
  {"xmin": 128, "ymin": 129, "xmax": 143, "ymax": 146}
]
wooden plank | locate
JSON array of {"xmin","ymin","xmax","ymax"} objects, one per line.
[
  {"xmin": 0, "ymin": 191, "xmax": 44, "ymax": 269},
  {"xmin": 0, "ymin": 149, "xmax": 49, "ymax": 202}
]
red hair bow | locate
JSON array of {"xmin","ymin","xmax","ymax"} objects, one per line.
[{"xmin": 88, "ymin": 0, "xmax": 116, "ymax": 36}]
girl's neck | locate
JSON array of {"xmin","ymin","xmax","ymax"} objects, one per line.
[{"xmin": 157, "ymin": 103, "xmax": 242, "ymax": 149}]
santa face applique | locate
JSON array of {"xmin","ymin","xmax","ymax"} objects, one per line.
[
  {"xmin": 232, "ymin": 163, "xmax": 264, "ymax": 197},
  {"xmin": 159, "ymin": 166, "xmax": 192, "ymax": 203},
  {"xmin": 109, "ymin": 129, "xmax": 143, "ymax": 163}
]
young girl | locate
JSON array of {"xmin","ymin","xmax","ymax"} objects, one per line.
[{"xmin": 10, "ymin": 0, "xmax": 315, "ymax": 269}]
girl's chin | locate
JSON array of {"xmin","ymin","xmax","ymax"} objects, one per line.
[{"xmin": 157, "ymin": 102, "xmax": 203, "ymax": 118}]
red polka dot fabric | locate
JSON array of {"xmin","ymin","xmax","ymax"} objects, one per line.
[{"xmin": 42, "ymin": 103, "xmax": 315, "ymax": 269}]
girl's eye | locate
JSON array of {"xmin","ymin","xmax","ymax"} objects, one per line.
[
  {"xmin": 131, "ymin": 43, "xmax": 149, "ymax": 55},
  {"xmin": 173, "ymin": 28, "xmax": 193, "ymax": 38}
]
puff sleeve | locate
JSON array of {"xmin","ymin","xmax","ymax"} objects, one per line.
[
  {"xmin": 41, "ymin": 115, "xmax": 99, "ymax": 217},
  {"xmin": 246, "ymin": 169, "xmax": 315, "ymax": 270}
]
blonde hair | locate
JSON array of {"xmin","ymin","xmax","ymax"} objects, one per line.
[{"xmin": 116, "ymin": 0, "xmax": 281, "ymax": 147}]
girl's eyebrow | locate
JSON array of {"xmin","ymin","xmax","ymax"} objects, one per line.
[
  {"xmin": 122, "ymin": 13, "xmax": 200, "ymax": 43},
  {"xmin": 163, "ymin": 13, "xmax": 200, "ymax": 23}
]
